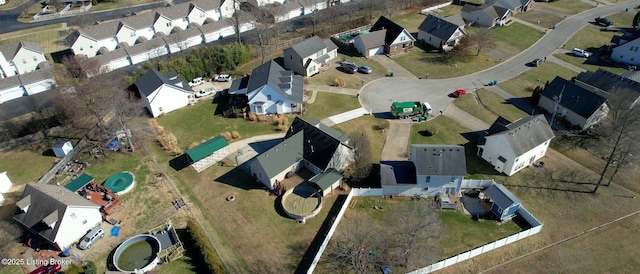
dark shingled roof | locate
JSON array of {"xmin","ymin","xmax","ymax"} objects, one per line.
[
  {"xmin": 484, "ymin": 115, "xmax": 554, "ymax": 156},
  {"xmin": 541, "ymin": 77, "xmax": 608, "ymax": 119},
  {"xmin": 484, "ymin": 183, "xmax": 521, "ymax": 209},
  {"xmin": 380, "ymin": 161, "xmax": 417, "ymax": 186},
  {"xmin": 411, "ymin": 144, "xmax": 466, "ymax": 176},
  {"xmin": 370, "ymin": 16, "xmax": 413, "ymax": 45},
  {"xmin": 418, "ymin": 14, "xmax": 465, "ymax": 41},
  {"xmin": 13, "ymin": 184, "xmax": 100, "ymax": 249},
  {"xmin": 285, "ymin": 117, "xmax": 351, "ymax": 170},
  {"xmin": 575, "ymin": 68, "xmax": 640, "ymax": 94},
  {"xmin": 134, "ymin": 70, "xmax": 190, "ymax": 97},
  {"xmin": 246, "ymin": 60, "xmax": 304, "ymax": 104}
]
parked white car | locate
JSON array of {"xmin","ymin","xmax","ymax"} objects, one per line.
[
  {"xmin": 214, "ymin": 74, "xmax": 231, "ymax": 82},
  {"xmin": 188, "ymin": 77, "xmax": 204, "ymax": 87},
  {"xmin": 195, "ymin": 87, "xmax": 215, "ymax": 98},
  {"xmin": 572, "ymin": 48, "xmax": 591, "ymax": 58},
  {"xmin": 78, "ymin": 227, "xmax": 105, "ymax": 250}
]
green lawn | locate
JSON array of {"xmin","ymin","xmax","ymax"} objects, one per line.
[
  {"xmin": 305, "ymin": 92, "xmax": 361, "ymax": 121},
  {"xmin": 0, "ymin": 0, "xmax": 28, "ymax": 10},
  {"xmin": 539, "ymin": 0, "xmax": 596, "ymax": 15},
  {"xmin": 491, "ymin": 22, "xmax": 545, "ymax": 56},
  {"xmin": 432, "ymin": 5, "xmax": 463, "ymax": 17},
  {"xmin": 515, "ymin": 9, "xmax": 563, "ymax": 29},
  {"xmin": 394, "ymin": 46, "xmax": 498, "ymax": 79},
  {"xmin": 453, "ymin": 89, "xmax": 528, "ymax": 125},
  {"xmin": 409, "ymin": 116, "xmax": 471, "ymax": 148},
  {"xmin": 308, "ymin": 53, "xmax": 386, "ymax": 88},
  {"xmin": 155, "ymin": 98, "xmax": 282, "ymax": 150},
  {"xmin": 0, "ymin": 24, "xmax": 69, "ymax": 53},
  {"xmin": 390, "ymin": 12, "xmax": 427, "ymax": 33},
  {"xmin": 497, "ymin": 62, "xmax": 577, "ymax": 98}
]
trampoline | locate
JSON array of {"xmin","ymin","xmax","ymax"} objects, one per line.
[{"xmin": 103, "ymin": 172, "xmax": 135, "ymax": 195}]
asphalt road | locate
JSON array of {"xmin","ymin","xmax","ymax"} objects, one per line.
[
  {"xmin": 360, "ymin": 1, "xmax": 639, "ymax": 116},
  {"xmin": 0, "ymin": 0, "xmax": 188, "ymax": 34}
]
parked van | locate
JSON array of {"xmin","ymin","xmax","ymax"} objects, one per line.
[{"xmin": 78, "ymin": 227, "xmax": 104, "ymax": 249}]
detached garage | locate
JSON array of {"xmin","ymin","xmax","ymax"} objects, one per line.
[{"xmin": 310, "ymin": 168, "xmax": 342, "ymax": 196}]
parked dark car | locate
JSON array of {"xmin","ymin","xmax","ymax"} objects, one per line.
[
  {"xmin": 340, "ymin": 61, "xmax": 358, "ymax": 74},
  {"xmin": 358, "ymin": 65, "xmax": 372, "ymax": 74},
  {"xmin": 531, "ymin": 58, "xmax": 543, "ymax": 67},
  {"xmin": 595, "ymin": 17, "xmax": 613, "ymax": 26}
]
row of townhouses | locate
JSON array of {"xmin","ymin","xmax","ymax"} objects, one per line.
[{"xmin": 0, "ymin": 42, "xmax": 55, "ymax": 104}]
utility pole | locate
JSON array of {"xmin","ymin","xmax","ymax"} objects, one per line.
[{"xmin": 549, "ymin": 85, "xmax": 564, "ymax": 127}]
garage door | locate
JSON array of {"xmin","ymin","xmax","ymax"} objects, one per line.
[
  {"xmin": 368, "ymin": 47, "xmax": 383, "ymax": 57},
  {"xmin": 27, "ymin": 81, "xmax": 54, "ymax": 95},
  {"xmin": 0, "ymin": 87, "xmax": 25, "ymax": 104},
  {"xmin": 111, "ymin": 57, "xmax": 132, "ymax": 70}
]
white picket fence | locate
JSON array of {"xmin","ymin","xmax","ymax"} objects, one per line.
[
  {"xmin": 421, "ymin": 1, "xmax": 453, "ymax": 14},
  {"xmin": 306, "ymin": 187, "xmax": 543, "ymax": 274},
  {"xmin": 34, "ymin": 3, "xmax": 92, "ymax": 20}
]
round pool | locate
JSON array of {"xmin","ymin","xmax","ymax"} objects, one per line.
[
  {"xmin": 103, "ymin": 172, "xmax": 135, "ymax": 195},
  {"xmin": 113, "ymin": 234, "xmax": 161, "ymax": 273},
  {"xmin": 281, "ymin": 183, "xmax": 323, "ymax": 221}
]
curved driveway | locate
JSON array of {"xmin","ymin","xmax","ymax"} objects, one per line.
[{"xmin": 360, "ymin": 1, "xmax": 638, "ymax": 116}]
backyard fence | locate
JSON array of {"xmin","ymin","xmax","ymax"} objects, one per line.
[
  {"xmin": 305, "ymin": 187, "xmax": 543, "ymax": 273},
  {"xmin": 37, "ymin": 138, "xmax": 87, "ymax": 184},
  {"xmin": 259, "ymin": 36, "xmax": 306, "ymax": 55},
  {"xmin": 421, "ymin": 1, "xmax": 453, "ymax": 15},
  {"xmin": 34, "ymin": 3, "xmax": 92, "ymax": 20}
]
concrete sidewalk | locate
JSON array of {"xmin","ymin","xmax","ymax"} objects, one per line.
[
  {"xmin": 369, "ymin": 55, "xmax": 416, "ymax": 78},
  {"xmin": 322, "ymin": 107, "xmax": 369, "ymax": 126}
]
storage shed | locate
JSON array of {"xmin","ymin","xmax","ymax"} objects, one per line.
[
  {"xmin": 53, "ymin": 141, "xmax": 73, "ymax": 158},
  {"xmin": 483, "ymin": 184, "xmax": 521, "ymax": 221},
  {"xmin": 310, "ymin": 168, "xmax": 342, "ymax": 196},
  {"xmin": 0, "ymin": 171, "xmax": 12, "ymax": 193},
  {"xmin": 185, "ymin": 136, "xmax": 230, "ymax": 173}
]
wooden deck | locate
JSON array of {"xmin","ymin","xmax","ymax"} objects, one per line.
[{"xmin": 438, "ymin": 193, "xmax": 460, "ymax": 209}]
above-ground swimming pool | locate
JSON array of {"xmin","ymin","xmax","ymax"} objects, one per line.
[
  {"xmin": 281, "ymin": 182, "xmax": 323, "ymax": 221},
  {"xmin": 103, "ymin": 172, "xmax": 135, "ymax": 195},
  {"xmin": 113, "ymin": 234, "xmax": 161, "ymax": 273}
]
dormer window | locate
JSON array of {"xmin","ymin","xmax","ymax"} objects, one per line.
[
  {"xmin": 166, "ymin": 22, "xmax": 172, "ymax": 27},
  {"xmin": 200, "ymin": 13, "xmax": 205, "ymax": 18},
  {"xmin": 17, "ymin": 195, "xmax": 31, "ymax": 212},
  {"xmin": 130, "ymin": 31, "xmax": 136, "ymax": 37}
]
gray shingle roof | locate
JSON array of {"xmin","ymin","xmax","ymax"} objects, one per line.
[
  {"xmin": 0, "ymin": 41, "xmax": 43, "ymax": 60},
  {"xmin": 120, "ymin": 11, "xmax": 157, "ymax": 30},
  {"xmin": 444, "ymin": 14, "xmax": 466, "ymax": 27},
  {"xmin": 411, "ymin": 144, "xmax": 466, "ymax": 176},
  {"xmin": 16, "ymin": 67, "xmax": 54, "ymax": 85},
  {"xmin": 358, "ymin": 29, "xmax": 386, "ymax": 49},
  {"xmin": 541, "ymin": 77, "xmax": 608, "ymax": 119},
  {"xmin": 197, "ymin": 18, "xmax": 234, "ymax": 34},
  {"xmin": 191, "ymin": 0, "xmax": 223, "ymax": 10},
  {"xmin": 247, "ymin": 60, "xmax": 304, "ymax": 104},
  {"xmin": 575, "ymin": 68, "xmax": 640, "ymax": 94},
  {"xmin": 124, "ymin": 36, "xmax": 167, "ymax": 56},
  {"xmin": 485, "ymin": 114, "xmax": 554, "ymax": 156},
  {"xmin": 158, "ymin": 2, "xmax": 191, "ymax": 20},
  {"xmin": 94, "ymin": 48, "xmax": 129, "ymax": 66},
  {"xmin": 484, "ymin": 183, "xmax": 521, "ymax": 209},
  {"xmin": 13, "ymin": 183, "xmax": 100, "ymax": 248},
  {"xmin": 79, "ymin": 20, "xmax": 120, "ymax": 40},
  {"xmin": 286, "ymin": 36, "xmax": 336, "ymax": 59},
  {"xmin": 418, "ymin": 14, "xmax": 465, "ymax": 41},
  {"xmin": 134, "ymin": 70, "xmax": 190, "ymax": 97}
]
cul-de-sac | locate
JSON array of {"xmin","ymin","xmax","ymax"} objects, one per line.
[{"xmin": 1, "ymin": 0, "xmax": 640, "ymax": 273}]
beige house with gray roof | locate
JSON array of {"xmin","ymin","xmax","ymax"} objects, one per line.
[{"xmin": 0, "ymin": 42, "xmax": 47, "ymax": 79}]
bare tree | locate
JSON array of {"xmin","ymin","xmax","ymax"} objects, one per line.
[
  {"xmin": 345, "ymin": 128, "xmax": 372, "ymax": 183},
  {"xmin": 231, "ymin": 0, "xmax": 249, "ymax": 45},
  {"xmin": 328, "ymin": 214, "xmax": 387, "ymax": 274},
  {"xmin": 593, "ymin": 88, "xmax": 640, "ymax": 193},
  {"xmin": 392, "ymin": 201, "xmax": 444, "ymax": 269},
  {"xmin": 469, "ymin": 28, "xmax": 496, "ymax": 56}
]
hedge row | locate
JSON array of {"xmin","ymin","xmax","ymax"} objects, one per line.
[{"xmin": 186, "ymin": 218, "xmax": 226, "ymax": 273}]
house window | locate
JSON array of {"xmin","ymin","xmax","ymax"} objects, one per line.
[
  {"xmin": 267, "ymin": 95, "xmax": 272, "ymax": 101},
  {"xmin": 255, "ymin": 104, "xmax": 264, "ymax": 114},
  {"xmin": 22, "ymin": 59, "xmax": 26, "ymax": 64},
  {"xmin": 166, "ymin": 22, "xmax": 172, "ymax": 27},
  {"xmin": 159, "ymin": 107, "xmax": 163, "ymax": 112},
  {"xmin": 71, "ymin": 213, "xmax": 77, "ymax": 220},
  {"xmin": 79, "ymin": 47, "xmax": 83, "ymax": 51},
  {"xmin": 82, "ymin": 219, "xmax": 87, "ymax": 225},
  {"xmin": 130, "ymin": 31, "xmax": 136, "ymax": 37},
  {"xmin": 89, "ymin": 45, "xmax": 93, "ymax": 49},
  {"xmin": 183, "ymin": 17, "xmax": 188, "ymax": 22},
  {"xmin": 33, "ymin": 56, "xmax": 38, "ymax": 61},
  {"xmin": 316, "ymin": 50, "xmax": 323, "ymax": 57},
  {"xmin": 400, "ymin": 36, "xmax": 405, "ymax": 41},
  {"xmin": 425, "ymin": 176, "xmax": 431, "ymax": 183},
  {"xmin": 309, "ymin": 65, "xmax": 316, "ymax": 72},
  {"xmin": 200, "ymin": 13, "xmax": 205, "ymax": 18}
]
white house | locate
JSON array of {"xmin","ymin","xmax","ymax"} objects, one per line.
[
  {"xmin": 14, "ymin": 183, "xmax": 103, "ymax": 251},
  {"xmin": 250, "ymin": 117, "xmax": 353, "ymax": 190},
  {"xmin": 200, "ymin": 18, "xmax": 236, "ymax": 43},
  {"xmin": 0, "ymin": 67, "xmax": 57, "ymax": 104},
  {"xmin": 0, "ymin": 42, "xmax": 47, "ymax": 78},
  {"xmin": 283, "ymin": 36, "xmax": 338, "ymax": 76},
  {"xmin": 611, "ymin": 37, "xmax": 640, "ymax": 66},
  {"xmin": 53, "ymin": 141, "xmax": 73, "ymax": 158},
  {"xmin": 477, "ymin": 115, "xmax": 554, "ymax": 176},
  {"xmin": 354, "ymin": 16, "xmax": 415, "ymax": 57},
  {"xmin": 417, "ymin": 14, "xmax": 467, "ymax": 51},
  {"xmin": 95, "ymin": 48, "xmax": 131, "ymax": 74},
  {"xmin": 126, "ymin": 36, "xmax": 170, "ymax": 65},
  {"xmin": 381, "ymin": 144, "xmax": 467, "ymax": 197},
  {"xmin": 299, "ymin": 0, "xmax": 328, "ymax": 15},
  {"xmin": 485, "ymin": 0, "xmax": 533, "ymax": 14},
  {"xmin": 538, "ymin": 77, "xmax": 609, "ymax": 130},
  {"xmin": 270, "ymin": 2, "xmax": 303, "ymax": 23},
  {"xmin": 461, "ymin": 3, "xmax": 513, "ymax": 28},
  {"xmin": 246, "ymin": 0, "xmax": 286, "ymax": 7},
  {"xmin": 0, "ymin": 171, "xmax": 12, "ymax": 193},
  {"xmin": 134, "ymin": 70, "xmax": 194, "ymax": 117},
  {"xmin": 228, "ymin": 60, "xmax": 304, "ymax": 115},
  {"xmin": 66, "ymin": 20, "xmax": 121, "ymax": 58}
]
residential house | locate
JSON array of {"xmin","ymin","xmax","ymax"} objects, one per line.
[
  {"xmin": 611, "ymin": 36, "xmax": 640, "ymax": 66},
  {"xmin": 246, "ymin": 0, "xmax": 286, "ymax": 7},
  {"xmin": 228, "ymin": 60, "xmax": 304, "ymax": 115},
  {"xmin": 538, "ymin": 77, "xmax": 609, "ymax": 130},
  {"xmin": 249, "ymin": 117, "xmax": 353, "ymax": 190},
  {"xmin": 0, "ymin": 67, "xmax": 56, "ymax": 104},
  {"xmin": 381, "ymin": 144, "xmax": 467, "ymax": 198},
  {"xmin": 485, "ymin": 0, "xmax": 533, "ymax": 14},
  {"xmin": 14, "ymin": 183, "xmax": 103, "ymax": 250},
  {"xmin": 134, "ymin": 70, "xmax": 194, "ymax": 117},
  {"xmin": 354, "ymin": 16, "xmax": 415, "ymax": 57},
  {"xmin": 417, "ymin": 14, "xmax": 467, "ymax": 51},
  {"xmin": 574, "ymin": 68, "xmax": 640, "ymax": 106},
  {"xmin": 283, "ymin": 36, "xmax": 338, "ymax": 76},
  {"xmin": 0, "ymin": 42, "xmax": 48, "ymax": 78},
  {"xmin": 269, "ymin": 2, "xmax": 303, "ymax": 23},
  {"xmin": 299, "ymin": 0, "xmax": 328, "ymax": 15},
  {"xmin": 477, "ymin": 114, "xmax": 554, "ymax": 176},
  {"xmin": 483, "ymin": 183, "xmax": 521, "ymax": 221},
  {"xmin": 95, "ymin": 48, "xmax": 131, "ymax": 73},
  {"xmin": 461, "ymin": 4, "xmax": 513, "ymax": 28},
  {"xmin": 66, "ymin": 21, "xmax": 122, "ymax": 58}
]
